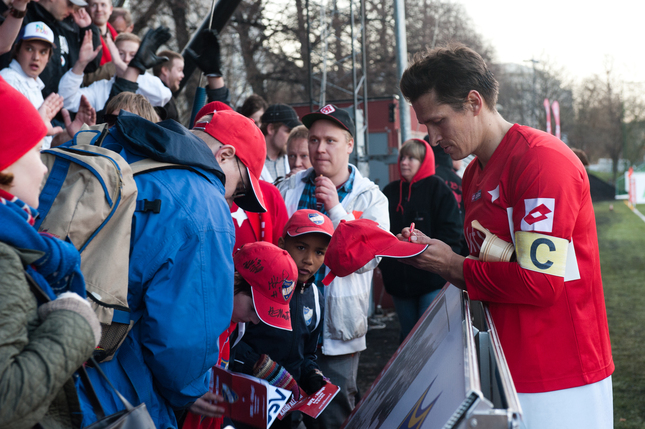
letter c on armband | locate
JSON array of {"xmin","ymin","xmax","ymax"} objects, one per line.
[{"xmin": 515, "ymin": 231, "xmax": 569, "ymax": 277}]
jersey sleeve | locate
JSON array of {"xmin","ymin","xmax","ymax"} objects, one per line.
[{"xmin": 465, "ymin": 146, "xmax": 586, "ymax": 306}]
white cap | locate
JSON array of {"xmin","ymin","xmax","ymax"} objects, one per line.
[{"xmin": 20, "ymin": 22, "xmax": 55, "ymax": 46}]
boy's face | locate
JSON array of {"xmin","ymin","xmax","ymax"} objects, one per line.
[
  {"xmin": 117, "ymin": 40, "xmax": 140, "ymax": 65},
  {"xmin": 280, "ymin": 233, "xmax": 329, "ymax": 283},
  {"xmin": 17, "ymin": 40, "xmax": 52, "ymax": 79},
  {"xmin": 161, "ymin": 58, "xmax": 184, "ymax": 92}
]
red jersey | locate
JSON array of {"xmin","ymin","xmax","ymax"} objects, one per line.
[{"xmin": 462, "ymin": 124, "xmax": 613, "ymax": 393}]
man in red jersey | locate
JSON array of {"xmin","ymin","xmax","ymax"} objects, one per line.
[{"xmin": 398, "ymin": 43, "xmax": 614, "ymax": 429}]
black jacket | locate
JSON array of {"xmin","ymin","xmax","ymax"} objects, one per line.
[
  {"xmin": 380, "ymin": 139, "xmax": 463, "ymax": 298},
  {"xmin": 0, "ymin": 2, "xmax": 101, "ymax": 98},
  {"xmin": 430, "ymin": 139, "xmax": 469, "ymax": 256},
  {"xmin": 381, "ymin": 176, "xmax": 463, "ymax": 297}
]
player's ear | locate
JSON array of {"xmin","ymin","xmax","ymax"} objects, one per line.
[{"xmin": 278, "ymin": 236, "xmax": 285, "ymax": 250}]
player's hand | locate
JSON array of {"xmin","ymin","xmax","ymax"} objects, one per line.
[
  {"xmin": 398, "ymin": 228, "xmax": 466, "ymax": 289},
  {"xmin": 314, "ymin": 175, "xmax": 340, "ymax": 211},
  {"xmin": 189, "ymin": 392, "xmax": 226, "ymax": 418}
]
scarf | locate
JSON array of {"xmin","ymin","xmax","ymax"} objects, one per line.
[{"xmin": 0, "ymin": 189, "xmax": 86, "ymax": 302}]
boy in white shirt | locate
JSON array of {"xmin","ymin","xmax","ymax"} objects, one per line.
[
  {"xmin": 58, "ymin": 30, "xmax": 171, "ymax": 113},
  {"xmin": 0, "ymin": 21, "xmax": 62, "ymax": 148}
]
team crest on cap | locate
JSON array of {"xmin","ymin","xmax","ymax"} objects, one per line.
[
  {"xmin": 303, "ymin": 306, "xmax": 313, "ymax": 326},
  {"xmin": 282, "ymin": 279, "xmax": 295, "ymax": 301},
  {"xmin": 308, "ymin": 213, "xmax": 325, "ymax": 225},
  {"xmin": 320, "ymin": 104, "xmax": 336, "ymax": 115}
]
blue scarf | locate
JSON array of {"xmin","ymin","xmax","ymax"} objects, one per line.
[{"xmin": 0, "ymin": 191, "xmax": 86, "ymax": 302}]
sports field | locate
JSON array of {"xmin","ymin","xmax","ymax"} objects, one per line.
[{"xmin": 596, "ymin": 200, "xmax": 645, "ymax": 427}]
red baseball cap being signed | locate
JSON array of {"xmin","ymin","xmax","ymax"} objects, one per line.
[{"xmin": 322, "ymin": 219, "xmax": 428, "ymax": 285}]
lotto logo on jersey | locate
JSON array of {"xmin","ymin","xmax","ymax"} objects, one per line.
[{"xmin": 521, "ymin": 198, "xmax": 555, "ymax": 232}]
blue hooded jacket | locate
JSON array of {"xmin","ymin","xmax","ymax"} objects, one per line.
[{"xmin": 79, "ymin": 112, "xmax": 235, "ymax": 428}]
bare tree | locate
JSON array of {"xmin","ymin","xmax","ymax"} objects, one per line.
[
  {"xmin": 496, "ymin": 56, "xmax": 575, "ymax": 143},
  {"xmin": 569, "ymin": 65, "xmax": 624, "ymax": 181}
]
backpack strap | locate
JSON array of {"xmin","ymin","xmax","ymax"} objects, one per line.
[{"xmin": 34, "ymin": 156, "xmax": 71, "ymax": 230}]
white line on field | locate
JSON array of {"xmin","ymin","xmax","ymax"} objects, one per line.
[{"xmin": 625, "ymin": 201, "xmax": 645, "ymax": 224}]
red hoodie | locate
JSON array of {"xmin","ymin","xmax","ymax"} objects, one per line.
[{"xmin": 396, "ymin": 139, "xmax": 435, "ymax": 214}]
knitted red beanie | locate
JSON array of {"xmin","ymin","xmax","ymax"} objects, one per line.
[{"xmin": 0, "ymin": 76, "xmax": 47, "ymax": 172}]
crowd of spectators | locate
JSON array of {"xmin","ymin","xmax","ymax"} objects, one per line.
[{"xmin": 0, "ymin": 2, "xmax": 613, "ymax": 429}]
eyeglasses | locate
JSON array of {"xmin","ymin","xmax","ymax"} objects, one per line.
[{"xmin": 233, "ymin": 158, "xmax": 249, "ymax": 199}]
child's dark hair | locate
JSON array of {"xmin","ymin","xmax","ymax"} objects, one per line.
[{"xmin": 234, "ymin": 272, "xmax": 252, "ymax": 296}]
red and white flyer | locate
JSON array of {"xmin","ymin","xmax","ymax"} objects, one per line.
[
  {"xmin": 210, "ymin": 366, "xmax": 291, "ymax": 429},
  {"xmin": 277, "ymin": 382, "xmax": 340, "ymax": 420}
]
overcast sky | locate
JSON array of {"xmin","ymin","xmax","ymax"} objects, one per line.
[{"xmin": 453, "ymin": 0, "xmax": 644, "ymax": 86}]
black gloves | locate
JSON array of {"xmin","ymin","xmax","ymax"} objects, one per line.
[
  {"xmin": 129, "ymin": 26, "xmax": 171, "ymax": 74},
  {"xmin": 300, "ymin": 368, "xmax": 328, "ymax": 395},
  {"xmin": 185, "ymin": 28, "xmax": 222, "ymax": 76}
]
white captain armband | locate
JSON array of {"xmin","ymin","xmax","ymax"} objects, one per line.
[{"xmin": 514, "ymin": 231, "xmax": 569, "ymax": 277}]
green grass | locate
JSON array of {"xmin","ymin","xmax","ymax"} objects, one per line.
[{"xmin": 595, "ymin": 201, "xmax": 645, "ymax": 427}]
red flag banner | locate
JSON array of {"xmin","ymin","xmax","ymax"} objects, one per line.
[
  {"xmin": 544, "ymin": 98, "xmax": 552, "ymax": 134},
  {"xmin": 552, "ymin": 101, "xmax": 561, "ymax": 140}
]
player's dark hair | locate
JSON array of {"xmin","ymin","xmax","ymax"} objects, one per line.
[{"xmin": 400, "ymin": 43, "xmax": 498, "ymax": 112}]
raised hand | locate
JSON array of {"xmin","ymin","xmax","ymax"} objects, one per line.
[
  {"xmin": 129, "ymin": 26, "xmax": 171, "ymax": 73},
  {"xmin": 38, "ymin": 93, "xmax": 64, "ymax": 136},
  {"xmin": 104, "ymin": 31, "xmax": 127, "ymax": 75},
  {"xmin": 72, "ymin": 30, "xmax": 102, "ymax": 75},
  {"xmin": 71, "ymin": 7, "xmax": 92, "ymax": 28},
  {"xmin": 185, "ymin": 29, "xmax": 221, "ymax": 76},
  {"xmin": 62, "ymin": 95, "xmax": 96, "ymax": 139}
]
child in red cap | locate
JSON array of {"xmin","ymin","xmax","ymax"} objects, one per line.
[
  {"xmin": 227, "ymin": 209, "xmax": 333, "ymax": 429},
  {"xmin": 183, "ymin": 241, "xmax": 298, "ymax": 429}
]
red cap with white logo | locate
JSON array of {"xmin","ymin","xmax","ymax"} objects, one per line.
[{"xmin": 283, "ymin": 209, "xmax": 334, "ymax": 239}]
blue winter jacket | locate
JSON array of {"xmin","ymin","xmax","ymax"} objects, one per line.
[{"xmin": 78, "ymin": 112, "xmax": 235, "ymax": 428}]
